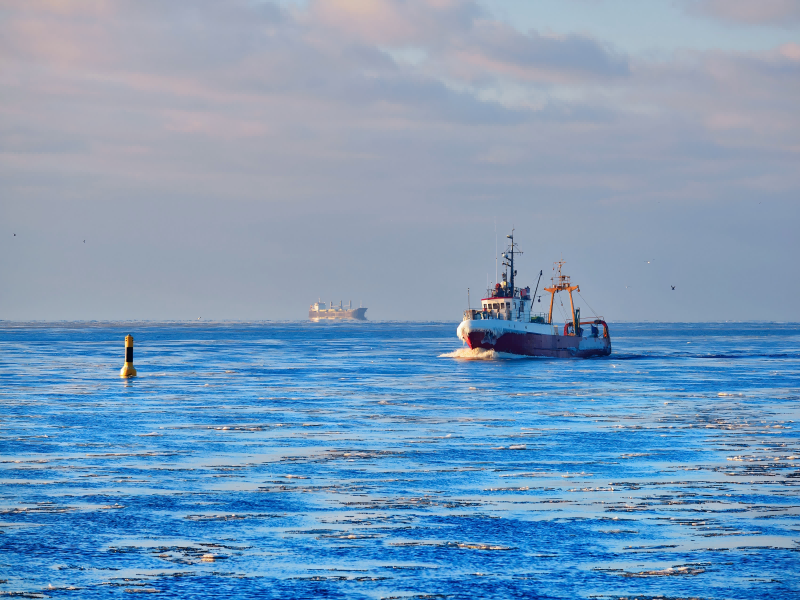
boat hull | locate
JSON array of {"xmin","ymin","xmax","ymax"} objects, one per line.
[
  {"xmin": 457, "ymin": 320, "xmax": 610, "ymax": 358},
  {"xmin": 309, "ymin": 308, "xmax": 368, "ymax": 320}
]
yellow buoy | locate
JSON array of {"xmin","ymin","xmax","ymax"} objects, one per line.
[{"xmin": 120, "ymin": 334, "xmax": 137, "ymax": 378}]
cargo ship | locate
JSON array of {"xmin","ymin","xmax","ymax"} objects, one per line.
[
  {"xmin": 309, "ymin": 300, "xmax": 368, "ymax": 320},
  {"xmin": 456, "ymin": 232, "xmax": 610, "ymax": 358}
]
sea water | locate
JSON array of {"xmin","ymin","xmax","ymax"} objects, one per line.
[{"xmin": 0, "ymin": 322, "xmax": 798, "ymax": 599}]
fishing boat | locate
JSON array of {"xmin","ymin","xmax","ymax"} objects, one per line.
[
  {"xmin": 457, "ymin": 232, "xmax": 611, "ymax": 358},
  {"xmin": 309, "ymin": 300, "xmax": 367, "ymax": 320}
]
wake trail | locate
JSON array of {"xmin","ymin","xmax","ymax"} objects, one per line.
[{"xmin": 440, "ymin": 348, "xmax": 530, "ymax": 360}]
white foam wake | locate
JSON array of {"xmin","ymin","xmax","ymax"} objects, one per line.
[{"xmin": 440, "ymin": 347, "xmax": 527, "ymax": 360}]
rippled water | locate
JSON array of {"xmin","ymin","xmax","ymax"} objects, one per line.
[{"xmin": 1, "ymin": 322, "xmax": 798, "ymax": 599}]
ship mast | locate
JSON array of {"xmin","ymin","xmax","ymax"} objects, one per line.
[
  {"xmin": 508, "ymin": 231, "xmax": 514, "ymax": 294},
  {"xmin": 544, "ymin": 259, "xmax": 580, "ymax": 333},
  {"xmin": 501, "ymin": 230, "xmax": 520, "ymax": 298}
]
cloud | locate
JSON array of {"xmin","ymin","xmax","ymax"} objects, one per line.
[
  {"xmin": 445, "ymin": 22, "xmax": 629, "ymax": 84},
  {"xmin": 1, "ymin": 1, "xmax": 796, "ymax": 167},
  {"xmin": 0, "ymin": 0, "xmax": 287, "ymax": 73},
  {"xmin": 684, "ymin": 0, "xmax": 800, "ymax": 25},
  {"xmin": 306, "ymin": 0, "xmax": 480, "ymax": 46},
  {"xmin": 305, "ymin": 0, "xmax": 628, "ymax": 84}
]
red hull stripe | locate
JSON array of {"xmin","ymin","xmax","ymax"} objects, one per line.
[{"xmin": 465, "ymin": 330, "xmax": 610, "ymax": 359}]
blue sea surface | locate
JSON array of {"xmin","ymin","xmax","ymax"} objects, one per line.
[{"xmin": 1, "ymin": 322, "xmax": 798, "ymax": 599}]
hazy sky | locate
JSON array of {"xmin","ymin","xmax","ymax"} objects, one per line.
[{"xmin": 2, "ymin": 0, "xmax": 798, "ymax": 321}]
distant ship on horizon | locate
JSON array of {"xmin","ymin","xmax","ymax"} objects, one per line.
[{"xmin": 309, "ymin": 299, "xmax": 368, "ymax": 320}]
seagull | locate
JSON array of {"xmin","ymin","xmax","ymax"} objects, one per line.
[{"xmin": 671, "ymin": 285, "xmax": 675, "ymax": 290}]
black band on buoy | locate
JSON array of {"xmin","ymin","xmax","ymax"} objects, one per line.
[{"xmin": 121, "ymin": 334, "xmax": 137, "ymax": 378}]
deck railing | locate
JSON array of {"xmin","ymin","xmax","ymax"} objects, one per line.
[{"xmin": 463, "ymin": 310, "xmax": 552, "ymax": 324}]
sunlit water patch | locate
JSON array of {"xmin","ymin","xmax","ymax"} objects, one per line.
[{"xmin": 0, "ymin": 321, "xmax": 798, "ymax": 599}]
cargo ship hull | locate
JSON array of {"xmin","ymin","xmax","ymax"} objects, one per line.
[
  {"xmin": 457, "ymin": 320, "xmax": 610, "ymax": 358},
  {"xmin": 309, "ymin": 307, "xmax": 368, "ymax": 320}
]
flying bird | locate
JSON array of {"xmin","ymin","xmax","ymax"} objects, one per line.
[{"xmin": 671, "ymin": 285, "xmax": 675, "ymax": 290}]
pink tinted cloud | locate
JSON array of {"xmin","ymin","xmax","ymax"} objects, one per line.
[
  {"xmin": 779, "ymin": 42, "xmax": 800, "ymax": 60},
  {"xmin": 2, "ymin": 0, "xmax": 798, "ymax": 167},
  {"xmin": 685, "ymin": 0, "xmax": 800, "ymax": 25},
  {"xmin": 306, "ymin": 0, "xmax": 476, "ymax": 46},
  {"xmin": 0, "ymin": 8, "xmax": 115, "ymax": 67},
  {"xmin": 305, "ymin": 1, "xmax": 628, "ymax": 85}
]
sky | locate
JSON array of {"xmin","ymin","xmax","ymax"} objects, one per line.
[{"xmin": 1, "ymin": 0, "xmax": 798, "ymax": 322}]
